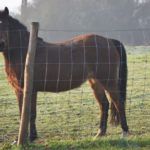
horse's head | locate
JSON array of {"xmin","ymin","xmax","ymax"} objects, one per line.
[
  {"xmin": 0, "ymin": 7, "xmax": 9, "ymax": 52},
  {"xmin": 0, "ymin": 7, "xmax": 29, "ymax": 54}
]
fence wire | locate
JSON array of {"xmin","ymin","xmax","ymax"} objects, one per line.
[{"xmin": 0, "ymin": 29, "xmax": 150, "ymax": 144}]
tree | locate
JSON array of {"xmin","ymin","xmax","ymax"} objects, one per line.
[
  {"xmin": 21, "ymin": 0, "xmax": 28, "ymax": 21},
  {"xmin": 18, "ymin": 0, "xmax": 148, "ymax": 44}
]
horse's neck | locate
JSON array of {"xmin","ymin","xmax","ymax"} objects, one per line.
[
  {"xmin": 3, "ymin": 50, "xmax": 26, "ymax": 84},
  {"xmin": 3, "ymin": 48, "xmax": 27, "ymax": 66},
  {"xmin": 3, "ymin": 30, "xmax": 29, "ymax": 65}
]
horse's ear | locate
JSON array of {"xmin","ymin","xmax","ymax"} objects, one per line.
[{"xmin": 4, "ymin": 7, "xmax": 9, "ymax": 16}]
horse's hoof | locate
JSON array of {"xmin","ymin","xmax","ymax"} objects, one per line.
[
  {"xmin": 11, "ymin": 140, "xmax": 17, "ymax": 145},
  {"xmin": 30, "ymin": 133, "xmax": 38, "ymax": 142},
  {"xmin": 93, "ymin": 129, "xmax": 106, "ymax": 140},
  {"xmin": 30, "ymin": 130, "xmax": 38, "ymax": 142},
  {"xmin": 120, "ymin": 131, "xmax": 129, "ymax": 138},
  {"xmin": 30, "ymin": 136, "xmax": 37, "ymax": 142}
]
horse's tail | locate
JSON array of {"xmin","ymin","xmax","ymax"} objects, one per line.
[{"xmin": 110, "ymin": 39, "xmax": 127, "ymax": 126}]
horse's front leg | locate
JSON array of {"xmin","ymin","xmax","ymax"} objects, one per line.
[
  {"xmin": 15, "ymin": 90, "xmax": 23, "ymax": 118},
  {"xmin": 13, "ymin": 90, "xmax": 23, "ymax": 144},
  {"xmin": 16, "ymin": 90, "xmax": 38, "ymax": 142},
  {"xmin": 30, "ymin": 91, "xmax": 38, "ymax": 142}
]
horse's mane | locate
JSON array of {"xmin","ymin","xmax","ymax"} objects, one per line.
[
  {"xmin": 8, "ymin": 16, "xmax": 28, "ymax": 31},
  {"xmin": 8, "ymin": 15, "xmax": 44, "ymax": 43}
]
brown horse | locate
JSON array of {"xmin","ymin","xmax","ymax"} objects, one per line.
[{"xmin": 0, "ymin": 7, "xmax": 128, "ymax": 141}]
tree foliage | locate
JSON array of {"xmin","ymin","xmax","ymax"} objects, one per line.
[{"xmin": 20, "ymin": 0, "xmax": 150, "ymax": 44}]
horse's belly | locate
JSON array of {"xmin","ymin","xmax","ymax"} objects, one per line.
[
  {"xmin": 34, "ymin": 80, "xmax": 85, "ymax": 92},
  {"xmin": 33, "ymin": 63, "xmax": 87, "ymax": 92}
]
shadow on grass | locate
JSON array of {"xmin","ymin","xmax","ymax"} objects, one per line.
[{"xmin": 1, "ymin": 137, "xmax": 150, "ymax": 150}]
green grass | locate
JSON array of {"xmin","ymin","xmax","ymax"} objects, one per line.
[
  {"xmin": 0, "ymin": 46, "xmax": 150, "ymax": 149},
  {"xmin": 1, "ymin": 137, "xmax": 150, "ymax": 150}
]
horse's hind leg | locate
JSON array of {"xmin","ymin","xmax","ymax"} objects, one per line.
[
  {"xmin": 110, "ymin": 102, "xmax": 120, "ymax": 126},
  {"xmin": 107, "ymin": 86, "xmax": 129, "ymax": 136},
  {"xmin": 88, "ymin": 78, "xmax": 109, "ymax": 137}
]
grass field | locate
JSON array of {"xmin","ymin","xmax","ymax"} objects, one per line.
[{"xmin": 0, "ymin": 46, "xmax": 150, "ymax": 150}]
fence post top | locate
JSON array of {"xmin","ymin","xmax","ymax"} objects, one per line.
[{"xmin": 31, "ymin": 22, "xmax": 39, "ymax": 27}]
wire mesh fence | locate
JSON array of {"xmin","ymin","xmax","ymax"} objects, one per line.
[{"xmin": 0, "ymin": 28, "xmax": 150, "ymax": 144}]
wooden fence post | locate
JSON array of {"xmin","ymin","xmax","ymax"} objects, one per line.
[{"xmin": 17, "ymin": 22, "xmax": 39, "ymax": 145}]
